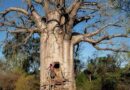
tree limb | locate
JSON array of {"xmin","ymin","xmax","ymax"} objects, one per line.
[
  {"xmin": 74, "ymin": 16, "xmax": 91, "ymax": 26},
  {"xmin": 69, "ymin": 1, "xmax": 81, "ymax": 17},
  {"xmin": 72, "ymin": 33, "xmax": 130, "ymax": 52},
  {"xmin": 72, "ymin": 21, "xmax": 120, "ymax": 43},
  {"xmin": 59, "ymin": 0, "xmax": 65, "ymax": 7},
  {"xmin": 0, "ymin": 7, "xmax": 28, "ymax": 16},
  {"xmin": 80, "ymin": 7, "xmax": 98, "ymax": 11},
  {"xmin": 81, "ymin": 1, "xmax": 100, "ymax": 9},
  {"xmin": 66, "ymin": 1, "xmax": 81, "ymax": 36},
  {"xmin": 93, "ymin": 45, "xmax": 130, "ymax": 52},
  {"xmin": 8, "ymin": 28, "xmax": 39, "ymax": 33},
  {"xmin": 34, "ymin": 0, "xmax": 42, "ymax": 3},
  {"xmin": 0, "ymin": 21, "xmax": 29, "ymax": 29},
  {"xmin": 93, "ymin": 34, "xmax": 130, "ymax": 44},
  {"xmin": 67, "ymin": 0, "xmax": 79, "ymax": 13},
  {"xmin": 24, "ymin": 31, "xmax": 33, "ymax": 44},
  {"xmin": 86, "ymin": 22, "xmax": 118, "ymax": 37},
  {"xmin": 82, "ymin": 2, "xmax": 98, "ymax": 6},
  {"xmin": 72, "ymin": 33, "xmax": 130, "ymax": 45},
  {"xmin": 25, "ymin": 0, "xmax": 45, "ymax": 29},
  {"xmin": 44, "ymin": 0, "xmax": 49, "ymax": 14},
  {"xmin": 26, "ymin": 3, "xmax": 46, "ymax": 30}
]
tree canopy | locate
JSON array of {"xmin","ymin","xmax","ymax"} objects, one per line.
[{"xmin": 0, "ymin": 0, "xmax": 130, "ymax": 90}]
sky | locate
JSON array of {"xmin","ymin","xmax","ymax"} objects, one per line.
[{"xmin": 0, "ymin": 0, "xmax": 130, "ymax": 63}]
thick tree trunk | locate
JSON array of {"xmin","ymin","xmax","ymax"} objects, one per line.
[
  {"xmin": 63, "ymin": 40, "xmax": 76, "ymax": 90},
  {"xmin": 40, "ymin": 33, "xmax": 75, "ymax": 90},
  {"xmin": 38, "ymin": 10, "xmax": 76, "ymax": 90}
]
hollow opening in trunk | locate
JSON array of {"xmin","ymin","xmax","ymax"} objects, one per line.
[{"xmin": 53, "ymin": 62, "xmax": 60, "ymax": 69}]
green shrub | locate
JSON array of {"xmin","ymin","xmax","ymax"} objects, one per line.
[
  {"xmin": 76, "ymin": 73, "xmax": 101, "ymax": 90},
  {"xmin": 102, "ymin": 76, "xmax": 117, "ymax": 90}
]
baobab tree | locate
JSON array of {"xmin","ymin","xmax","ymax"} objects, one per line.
[{"xmin": 0, "ymin": 0, "xmax": 130, "ymax": 90}]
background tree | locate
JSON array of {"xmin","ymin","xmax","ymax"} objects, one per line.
[
  {"xmin": 76, "ymin": 52, "xmax": 130, "ymax": 90},
  {"xmin": 3, "ymin": 33, "xmax": 40, "ymax": 73}
]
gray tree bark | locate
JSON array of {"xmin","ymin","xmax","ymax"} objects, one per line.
[
  {"xmin": 40, "ymin": 33, "xmax": 75, "ymax": 90},
  {"xmin": 39, "ymin": 11, "xmax": 75, "ymax": 90}
]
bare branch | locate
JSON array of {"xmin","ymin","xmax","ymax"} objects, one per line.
[
  {"xmin": 93, "ymin": 34, "xmax": 130, "ymax": 44},
  {"xmin": 22, "ymin": 1, "xmax": 46, "ymax": 30},
  {"xmin": 80, "ymin": 7, "xmax": 98, "ymax": 10},
  {"xmin": 72, "ymin": 33, "xmax": 130, "ymax": 45},
  {"xmin": 72, "ymin": 27, "xmax": 130, "ymax": 45},
  {"xmin": 70, "ymin": 2, "xmax": 81, "ymax": 17},
  {"xmin": 82, "ymin": 2, "xmax": 98, "ymax": 6},
  {"xmin": 67, "ymin": 0, "xmax": 81, "ymax": 16},
  {"xmin": 0, "ymin": 7, "xmax": 28, "ymax": 16},
  {"xmin": 24, "ymin": 31, "xmax": 33, "ymax": 44},
  {"xmin": 59, "ymin": 0, "xmax": 65, "ymax": 7},
  {"xmin": 72, "ymin": 22, "xmax": 119, "ymax": 44},
  {"xmin": 86, "ymin": 22, "xmax": 119, "ymax": 37},
  {"xmin": 0, "ymin": 1, "xmax": 46, "ymax": 29},
  {"xmin": 93, "ymin": 45, "xmax": 130, "ymax": 52},
  {"xmin": 72, "ymin": 33, "xmax": 130, "ymax": 52},
  {"xmin": 34, "ymin": 0, "xmax": 42, "ymax": 3},
  {"xmin": 81, "ymin": 1, "xmax": 101, "ymax": 9},
  {"xmin": 67, "ymin": 0, "xmax": 79, "ymax": 13},
  {"xmin": 68, "ymin": 1, "xmax": 98, "ymax": 12},
  {"xmin": 44, "ymin": 0, "xmax": 49, "ymax": 14},
  {"xmin": 74, "ymin": 16, "xmax": 91, "ymax": 26},
  {"xmin": 8, "ymin": 28, "xmax": 39, "ymax": 33},
  {"xmin": 0, "ymin": 21, "xmax": 29, "ymax": 29},
  {"xmin": 66, "ymin": 1, "xmax": 81, "ymax": 36},
  {"xmin": 31, "ymin": 11, "xmax": 46, "ymax": 30}
]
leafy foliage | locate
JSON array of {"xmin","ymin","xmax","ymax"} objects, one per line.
[
  {"xmin": 76, "ymin": 54, "xmax": 130, "ymax": 90},
  {"xmin": 76, "ymin": 72, "xmax": 101, "ymax": 90},
  {"xmin": 3, "ymin": 33, "xmax": 40, "ymax": 73}
]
